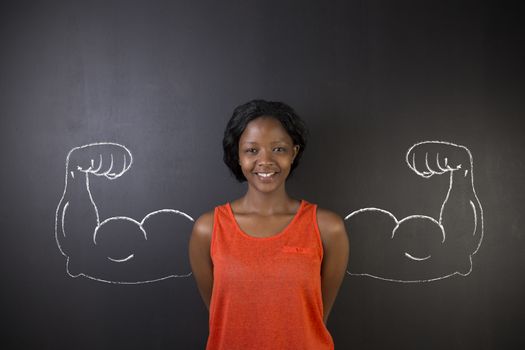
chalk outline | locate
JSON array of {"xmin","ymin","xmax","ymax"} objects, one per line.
[
  {"xmin": 345, "ymin": 141, "xmax": 484, "ymax": 283},
  {"xmin": 55, "ymin": 142, "xmax": 194, "ymax": 284}
]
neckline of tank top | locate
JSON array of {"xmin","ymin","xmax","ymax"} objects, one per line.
[{"xmin": 226, "ymin": 200, "xmax": 306, "ymax": 241}]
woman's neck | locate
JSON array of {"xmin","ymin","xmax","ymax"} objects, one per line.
[{"xmin": 237, "ymin": 187, "xmax": 298, "ymax": 215}]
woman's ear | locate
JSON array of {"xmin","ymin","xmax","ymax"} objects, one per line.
[{"xmin": 292, "ymin": 145, "xmax": 300, "ymax": 162}]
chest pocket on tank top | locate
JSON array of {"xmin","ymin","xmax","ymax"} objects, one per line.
[
  {"xmin": 282, "ymin": 245, "xmax": 317, "ymax": 255},
  {"xmin": 272, "ymin": 244, "xmax": 321, "ymax": 290}
]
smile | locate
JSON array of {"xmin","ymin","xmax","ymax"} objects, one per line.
[{"xmin": 256, "ymin": 172, "xmax": 276, "ymax": 177}]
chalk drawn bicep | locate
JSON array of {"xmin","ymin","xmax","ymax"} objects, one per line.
[
  {"xmin": 56, "ymin": 142, "xmax": 196, "ymax": 284},
  {"xmin": 93, "ymin": 217, "xmax": 147, "ymax": 263},
  {"xmin": 393, "ymin": 215, "xmax": 445, "ymax": 260}
]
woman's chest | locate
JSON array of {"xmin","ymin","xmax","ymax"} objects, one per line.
[
  {"xmin": 234, "ymin": 213, "xmax": 296, "ymax": 238},
  {"xmin": 214, "ymin": 244, "xmax": 321, "ymax": 293}
]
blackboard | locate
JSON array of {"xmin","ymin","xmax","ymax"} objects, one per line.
[{"xmin": 1, "ymin": 0, "xmax": 524, "ymax": 349}]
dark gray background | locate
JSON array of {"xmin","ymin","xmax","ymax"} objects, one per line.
[{"xmin": 1, "ymin": 0, "xmax": 523, "ymax": 349}]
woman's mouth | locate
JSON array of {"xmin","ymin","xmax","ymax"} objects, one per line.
[{"xmin": 254, "ymin": 172, "xmax": 278, "ymax": 181}]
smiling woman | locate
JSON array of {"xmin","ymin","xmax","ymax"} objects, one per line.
[
  {"xmin": 222, "ymin": 99, "xmax": 308, "ymax": 182},
  {"xmin": 189, "ymin": 100, "xmax": 349, "ymax": 350},
  {"xmin": 237, "ymin": 117, "xmax": 299, "ymax": 195}
]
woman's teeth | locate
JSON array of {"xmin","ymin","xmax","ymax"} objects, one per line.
[{"xmin": 257, "ymin": 172, "xmax": 275, "ymax": 177}]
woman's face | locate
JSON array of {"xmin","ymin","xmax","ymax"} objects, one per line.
[{"xmin": 238, "ymin": 116, "xmax": 299, "ymax": 193}]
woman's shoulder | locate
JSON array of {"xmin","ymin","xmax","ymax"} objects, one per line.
[
  {"xmin": 314, "ymin": 206, "xmax": 346, "ymax": 241},
  {"xmin": 191, "ymin": 209, "xmax": 215, "ymax": 240},
  {"xmin": 191, "ymin": 201, "xmax": 232, "ymax": 236}
]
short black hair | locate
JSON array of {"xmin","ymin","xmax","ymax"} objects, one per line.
[{"xmin": 223, "ymin": 99, "xmax": 308, "ymax": 182}]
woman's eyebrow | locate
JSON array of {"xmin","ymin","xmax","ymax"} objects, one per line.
[{"xmin": 241, "ymin": 140, "xmax": 291, "ymax": 145}]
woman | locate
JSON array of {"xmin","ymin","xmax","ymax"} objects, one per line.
[{"xmin": 189, "ymin": 100, "xmax": 349, "ymax": 349}]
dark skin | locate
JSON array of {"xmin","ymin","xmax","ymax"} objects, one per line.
[{"xmin": 189, "ymin": 116, "xmax": 349, "ymax": 324}]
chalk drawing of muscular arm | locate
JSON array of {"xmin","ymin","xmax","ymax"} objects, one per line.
[
  {"xmin": 55, "ymin": 142, "xmax": 194, "ymax": 284},
  {"xmin": 345, "ymin": 141, "xmax": 483, "ymax": 282}
]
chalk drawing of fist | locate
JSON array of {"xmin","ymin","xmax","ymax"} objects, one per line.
[
  {"xmin": 55, "ymin": 142, "xmax": 193, "ymax": 284},
  {"xmin": 345, "ymin": 141, "xmax": 484, "ymax": 283},
  {"xmin": 67, "ymin": 142, "xmax": 133, "ymax": 180},
  {"xmin": 406, "ymin": 141, "xmax": 472, "ymax": 178}
]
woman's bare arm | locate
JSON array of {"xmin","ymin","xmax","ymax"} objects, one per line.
[
  {"xmin": 189, "ymin": 211, "xmax": 214, "ymax": 310},
  {"xmin": 317, "ymin": 208, "xmax": 350, "ymax": 324}
]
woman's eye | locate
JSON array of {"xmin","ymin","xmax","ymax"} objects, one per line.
[
  {"xmin": 274, "ymin": 147, "xmax": 286, "ymax": 152},
  {"xmin": 246, "ymin": 148, "xmax": 257, "ymax": 154}
]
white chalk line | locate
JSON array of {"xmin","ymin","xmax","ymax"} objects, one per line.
[
  {"xmin": 85, "ymin": 171, "xmax": 100, "ymax": 226},
  {"xmin": 344, "ymin": 207, "xmax": 397, "ymax": 222},
  {"xmin": 404, "ymin": 253, "xmax": 431, "ymax": 261},
  {"xmin": 141, "ymin": 209, "xmax": 194, "ymax": 224},
  {"xmin": 395, "ymin": 215, "xmax": 445, "ymax": 243},
  {"xmin": 108, "ymin": 254, "xmax": 134, "ymax": 263},
  {"xmin": 55, "ymin": 142, "xmax": 194, "ymax": 284},
  {"xmin": 470, "ymin": 200, "xmax": 477, "ymax": 237},
  {"xmin": 64, "ymin": 267, "xmax": 193, "ymax": 285},
  {"xmin": 61, "ymin": 201, "xmax": 69, "ymax": 238},
  {"xmin": 93, "ymin": 216, "xmax": 146, "ymax": 245}
]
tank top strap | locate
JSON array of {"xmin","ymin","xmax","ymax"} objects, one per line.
[
  {"xmin": 210, "ymin": 203, "xmax": 237, "ymax": 259},
  {"xmin": 283, "ymin": 200, "xmax": 324, "ymax": 261}
]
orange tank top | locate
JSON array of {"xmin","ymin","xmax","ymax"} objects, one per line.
[{"xmin": 206, "ymin": 200, "xmax": 335, "ymax": 350}]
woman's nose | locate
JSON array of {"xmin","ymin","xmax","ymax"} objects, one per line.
[{"xmin": 257, "ymin": 149, "xmax": 274, "ymax": 165}]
